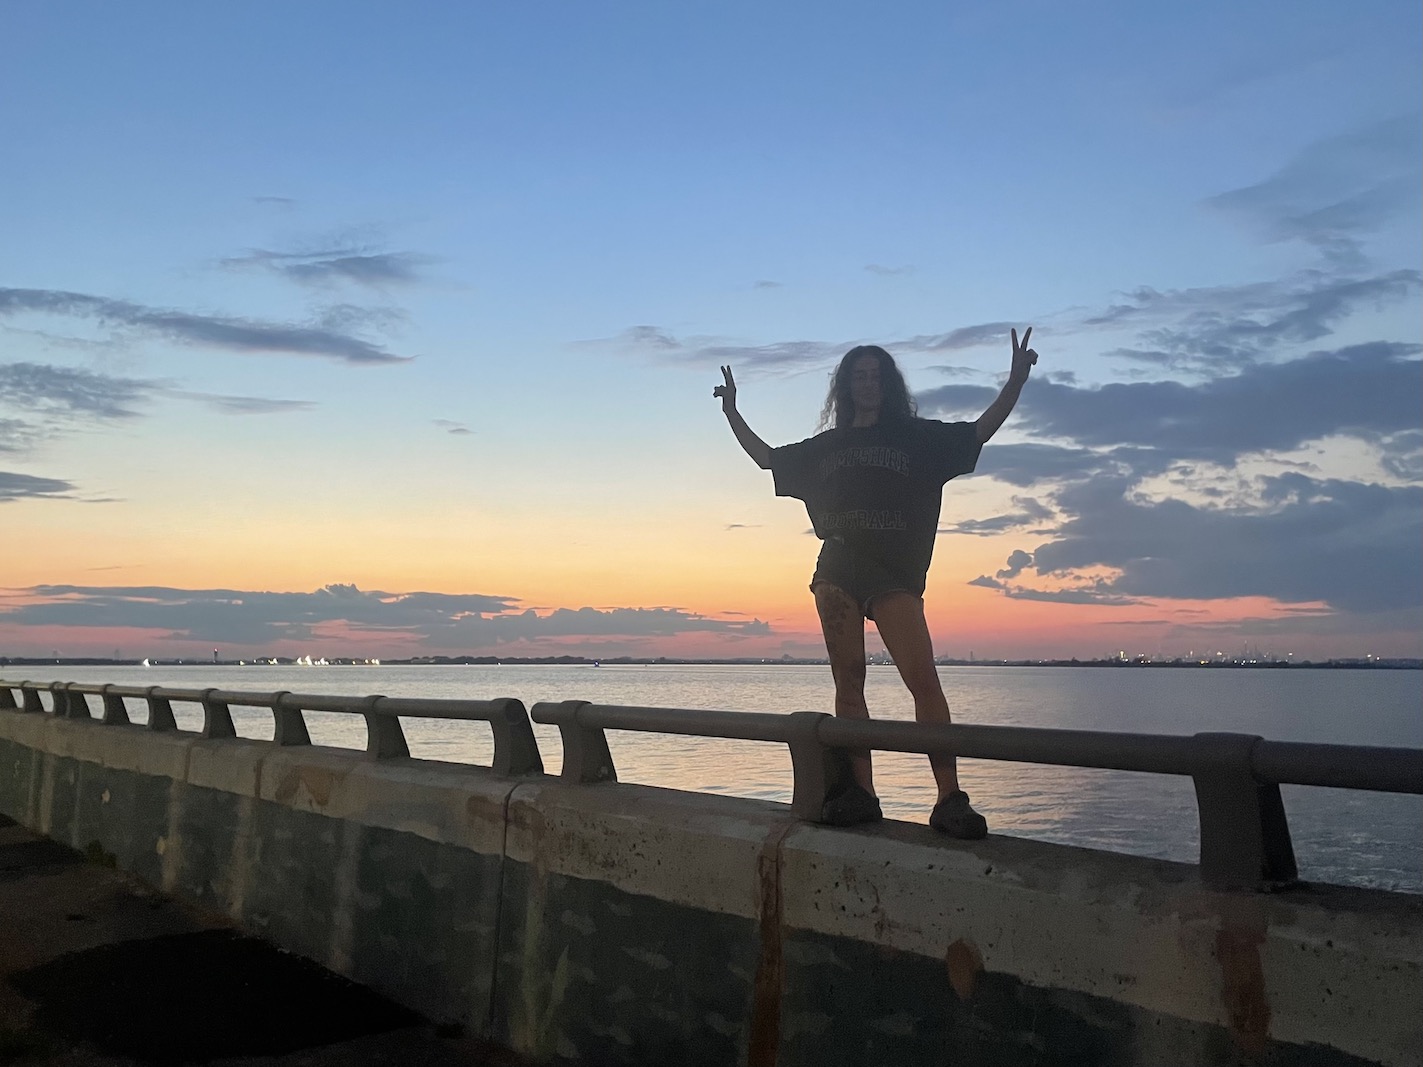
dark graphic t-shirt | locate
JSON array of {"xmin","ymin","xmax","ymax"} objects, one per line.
[{"xmin": 769, "ymin": 418, "xmax": 981, "ymax": 581}]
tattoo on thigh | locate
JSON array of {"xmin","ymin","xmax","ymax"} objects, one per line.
[{"xmin": 819, "ymin": 589, "xmax": 860, "ymax": 633}]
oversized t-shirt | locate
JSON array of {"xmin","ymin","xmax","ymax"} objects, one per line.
[{"xmin": 769, "ymin": 417, "xmax": 982, "ymax": 581}]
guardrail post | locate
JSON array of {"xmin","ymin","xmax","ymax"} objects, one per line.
[
  {"xmin": 1190, "ymin": 732, "xmax": 1297, "ymax": 890},
  {"xmin": 100, "ymin": 686, "xmax": 130, "ymax": 725},
  {"xmin": 270, "ymin": 692, "xmax": 311, "ymax": 746},
  {"xmin": 22, "ymin": 685, "xmax": 45, "ymax": 714},
  {"xmin": 199, "ymin": 688, "xmax": 236, "ymax": 739},
  {"xmin": 489, "ymin": 698, "xmax": 544, "ymax": 776},
  {"xmin": 144, "ymin": 687, "xmax": 178, "ymax": 732},
  {"xmin": 535, "ymin": 700, "xmax": 616, "ymax": 783},
  {"xmin": 0, "ymin": 684, "xmax": 15, "ymax": 710},
  {"xmin": 786, "ymin": 712, "xmax": 854, "ymax": 821},
  {"xmin": 58, "ymin": 683, "xmax": 94, "ymax": 720},
  {"xmin": 364, "ymin": 696, "xmax": 409, "ymax": 759}
]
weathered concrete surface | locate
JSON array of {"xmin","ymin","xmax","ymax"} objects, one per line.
[
  {"xmin": 0, "ymin": 815, "xmax": 529, "ymax": 1066},
  {"xmin": 775, "ymin": 819, "xmax": 1420, "ymax": 1066},
  {"xmin": 503, "ymin": 773, "xmax": 1423, "ymax": 1067},
  {"xmin": 3, "ymin": 707, "xmax": 1421, "ymax": 1066},
  {"xmin": 496, "ymin": 782, "xmax": 778, "ymax": 1065}
]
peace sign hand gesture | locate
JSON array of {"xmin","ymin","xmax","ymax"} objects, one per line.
[
  {"xmin": 713, "ymin": 365, "xmax": 738, "ymax": 413},
  {"xmin": 1010, "ymin": 327, "xmax": 1039, "ymax": 386}
]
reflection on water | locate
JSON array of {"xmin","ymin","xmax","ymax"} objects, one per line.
[{"xmin": 34, "ymin": 663, "xmax": 1423, "ymax": 892}]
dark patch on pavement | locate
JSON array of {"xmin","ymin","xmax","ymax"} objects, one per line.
[
  {"xmin": 0, "ymin": 837, "xmax": 78, "ymax": 881},
  {"xmin": 12, "ymin": 929, "xmax": 422, "ymax": 1064}
]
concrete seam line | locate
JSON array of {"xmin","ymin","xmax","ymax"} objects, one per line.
[{"xmin": 484, "ymin": 778, "xmax": 526, "ymax": 1038}]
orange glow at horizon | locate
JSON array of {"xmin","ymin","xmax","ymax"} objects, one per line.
[{"xmin": 2, "ymin": 496, "xmax": 1412, "ymax": 662}]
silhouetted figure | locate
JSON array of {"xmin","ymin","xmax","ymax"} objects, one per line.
[{"xmin": 715, "ymin": 330, "xmax": 1039, "ymax": 836}]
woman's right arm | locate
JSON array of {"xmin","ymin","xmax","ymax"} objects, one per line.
[{"xmin": 714, "ymin": 365, "xmax": 772, "ymax": 469}]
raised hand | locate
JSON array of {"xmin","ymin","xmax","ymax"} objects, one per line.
[
  {"xmin": 1010, "ymin": 327, "xmax": 1039, "ymax": 385},
  {"xmin": 713, "ymin": 365, "xmax": 738, "ymax": 412}
]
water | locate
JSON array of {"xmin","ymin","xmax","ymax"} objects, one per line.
[{"xmin": 16, "ymin": 664, "xmax": 1422, "ymax": 893}]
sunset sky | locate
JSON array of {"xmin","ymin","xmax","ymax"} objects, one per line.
[{"xmin": 2, "ymin": 1, "xmax": 1420, "ymax": 662}]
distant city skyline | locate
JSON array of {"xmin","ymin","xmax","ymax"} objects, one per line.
[{"xmin": 2, "ymin": 2, "xmax": 1420, "ymax": 662}]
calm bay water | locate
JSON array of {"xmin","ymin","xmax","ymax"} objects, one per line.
[{"xmin": 28, "ymin": 663, "xmax": 1423, "ymax": 893}]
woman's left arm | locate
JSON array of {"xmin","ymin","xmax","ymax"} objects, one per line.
[{"xmin": 975, "ymin": 327, "xmax": 1038, "ymax": 443}]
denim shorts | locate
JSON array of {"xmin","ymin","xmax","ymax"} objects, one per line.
[{"xmin": 809, "ymin": 537, "xmax": 925, "ymax": 620}]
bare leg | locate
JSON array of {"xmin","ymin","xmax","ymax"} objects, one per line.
[
  {"xmin": 870, "ymin": 592, "xmax": 962, "ymax": 801},
  {"xmin": 813, "ymin": 582, "xmax": 873, "ymax": 794}
]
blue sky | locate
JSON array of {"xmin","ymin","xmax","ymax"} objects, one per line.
[{"xmin": 1, "ymin": 1, "xmax": 1419, "ymax": 661}]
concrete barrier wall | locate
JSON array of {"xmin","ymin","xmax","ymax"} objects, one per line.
[{"xmin": 1, "ymin": 707, "xmax": 1419, "ymax": 1067}]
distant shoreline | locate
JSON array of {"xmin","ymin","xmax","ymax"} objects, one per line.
[{"xmin": 3, "ymin": 656, "xmax": 1419, "ymax": 670}]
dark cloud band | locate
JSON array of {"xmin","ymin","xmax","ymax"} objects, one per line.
[
  {"xmin": 2, "ymin": 583, "xmax": 771, "ymax": 647},
  {"xmin": 0, "ymin": 288, "xmax": 411, "ymax": 365},
  {"xmin": 0, "ymin": 471, "xmax": 76, "ymax": 501}
]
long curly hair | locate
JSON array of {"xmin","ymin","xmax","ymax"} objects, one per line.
[{"xmin": 818, "ymin": 344, "xmax": 917, "ymax": 430}]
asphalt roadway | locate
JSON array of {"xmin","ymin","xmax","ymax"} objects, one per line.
[{"xmin": 0, "ymin": 815, "xmax": 529, "ymax": 1067}]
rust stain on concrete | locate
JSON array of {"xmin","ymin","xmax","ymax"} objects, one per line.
[
  {"xmin": 945, "ymin": 938, "xmax": 983, "ymax": 1001},
  {"xmin": 465, "ymin": 793, "xmax": 507, "ymax": 834},
  {"xmin": 747, "ymin": 820, "xmax": 795, "ymax": 1067},
  {"xmin": 1216, "ymin": 921, "xmax": 1271, "ymax": 1057},
  {"xmin": 274, "ymin": 767, "xmax": 343, "ymax": 807}
]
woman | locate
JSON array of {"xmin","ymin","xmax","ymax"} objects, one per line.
[{"xmin": 714, "ymin": 330, "xmax": 1038, "ymax": 838}]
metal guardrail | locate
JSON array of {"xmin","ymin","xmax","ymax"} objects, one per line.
[
  {"xmin": 3, "ymin": 679, "xmax": 1421, "ymax": 892},
  {"xmin": 0, "ymin": 680, "xmax": 542, "ymax": 775}
]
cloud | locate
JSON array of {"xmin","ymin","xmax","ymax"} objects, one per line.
[
  {"xmin": 0, "ymin": 420, "xmax": 29, "ymax": 453},
  {"xmin": 961, "ymin": 442, "xmax": 1177, "ymax": 488},
  {"xmin": 1376, "ymin": 430, "xmax": 1423, "ymax": 481},
  {"xmin": 1203, "ymin": 116, "xmax": 1423, "ymax": 264},
  {"xmin": 316, "ymin": 304, "xmax": 410, "ymax": 334},
  {"xmin": 966, "ymin": 571, "xmax": 1138, "ymax": 605},
  {"xmin": 925, "ymin": 364, "xmax": 980, "ymax": 379},
  {"xmin": 920, "ymin": 342, "xmax": 1422, "ymax": 468},
  {"xmin": 0, "ymin": 288, "xmax": 412, "ymax": 365},
  {"xmin": 612, "ymin": 264, "xmax": 1417, "ymax": 381},
  {"xmin": 996, "ymin": 549, "xmax": 1034, "ymax": 579},
  {"xmin": 0, "ymin": 361, "xmax": 153, "ymax": 419},
  {"xmin": 942, "ymin": 498, "xmax": 1055, "ymax": 537},
  {"xmin": 600, "ymin": 318, "xmax": 1023, "ymax": 376},
  {"xmin": 1002, "ymin": 585, "xmax": 1141, "ymax": 606},
  {"xmin": 0, "ymin": 362, "xmax": 332, "ymax": 502},
  {"xmin": 1168, "ymin": 604, "xmax": 1419, "ymax": 643},
  {"xmin": 433, "ymin": 419, "xmax": 473, "ymax": 435},
  {"xmin": 598, "ymin": 326, "xmax": 847, "ymax": 373},
  {"xmin": 1088, "ymin": 270, "xmax": 1420, "ymax": 371},
  {"xmin": 0, "ymin": 583, "xmax": 770, "ymax": 647},
  {"xmin": 725, "ymin": 523, "xmax": 762, "ymax": 530},
  {"xmin": 896, "ymin": 322, "xmax": 1018, "ymax": 354},
  {"xmin": 924, "ymin": 339, "xmax": 1422, "ymax": 616},
  {"xmin": 0, "ymin": 471, "xmax": 76, "ymax": 502},
  {"xmin": 1030, "ymin": 473, "xmax": 1422, "ymax": 613},
  {"xmin": 174, "ymin": 393, "xmax": 317, "ymax": 415},
  {"xmin": 0, "ymin": 360, "xmax": 318, "ymax": 454},
  {"xmin": 618, "ymin": 325, "xmax": 683, "ymax": 351},
  {"xmin": 479, "ymin": 606, "xmax": 771, "ymax": 641},
  {"xmin": 0, "ymin": 362, "xmax": 160, "ymax": 455},
  {"xmin": 865, "ymin": 264, "xmax": 914, "ymax": 276},
  {"xmin": 695, "ymin": 340, "xmax": 843, "ymax": 369},
  {"xmin": 753, "ymin": 280, "xmax": 782, "ymax": 289},
  {"xmin": 221, "ymin": 248, "xmax": 432, "ymax": 288}
]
